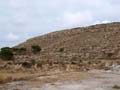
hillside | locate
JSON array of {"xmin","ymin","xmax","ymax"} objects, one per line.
[
  {"xmin": 0, "ymin": 22, "xmax": 120, "ymax": 72},
  {"xmin": 1, "ymin": 22, "xmax": 120, "ymax": 90},
  {"xmin": 17, "ymin": 22, "xmax": 120, "ymax": 60}
]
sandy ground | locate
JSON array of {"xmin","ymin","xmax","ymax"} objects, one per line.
[{"xmin": 0, "ymin": 70, "xmax": 120, "ymax": 90}]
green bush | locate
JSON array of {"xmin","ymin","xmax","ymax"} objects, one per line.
[
  {"xmin": 31, "ymin": 45, "xmax": 41, "ymax": 54},
  {"xmin": 12, "ymin": 47, "xmax": 26, "ymax": 55},
  {"xmin": 0, "ymin": 47, "xmax": 14, "ymax": 60}
]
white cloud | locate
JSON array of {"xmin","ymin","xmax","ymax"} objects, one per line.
[
  {"xmin": 101, "ymin": 20, "xmax": 111, "ymax": 24},
  {"xmin": 6, "ymin": 33, "xmax": 19, "ymax": 41},
  {"xmin": 0, "ymin": 0, "xmax": 120, "ymax": 47},
  {"xmin": 58, "ymin": 11, "xmax": 94, "ymax": 27},
  {"xmin": 93, "ymin": 20, "xmax": 111, "ymax": 25}
]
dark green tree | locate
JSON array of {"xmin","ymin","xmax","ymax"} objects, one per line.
[
  {"xmin": 0, "ymin": 47, "xmax": 14, "ymax": 60},
  {"xmin": 31, "ymin": 45, "xmax": 41, "ymax": 54}
]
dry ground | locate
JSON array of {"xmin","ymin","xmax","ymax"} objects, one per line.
[
  {"xmin": 0, "ymin": 71, "xmax": 90, "ymax": 90},
  {"xmin": 0, "ymin": 69, "xmax": 44, "ymax": 84},
  {"xmin": 0, "ymin": 71, "xmax": 120, "ymax": 90},
  {"xmin": 26, "ymin": 71, "xmax": 89, "ymax": 87},
  {"xmin": 0, "ymin": 70, "xmax": 120, "ymax": 90}
]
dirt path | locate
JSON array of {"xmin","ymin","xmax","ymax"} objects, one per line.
[{"xmin": 0, "ymin": 70, "xmax": 120, "ymax": 90}]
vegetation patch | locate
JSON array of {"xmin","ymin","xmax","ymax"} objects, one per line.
[
  {"xmin": 0, "ymin": 70, "xmax": 39, "ymax": 84},
  {"xmin": 0, "ymin": 47, "xmax": 14, "ymax": 61},
  {"xmin": 31, "ymin": 45, "xmax": 41, "ymax": 54},
  {"xmin": 12, "ymin": 47, "xmax": 27, "ymax": 55},
  {"xmin": 112, "ymin": 85, "xmax": 120, "ymax": 89}
]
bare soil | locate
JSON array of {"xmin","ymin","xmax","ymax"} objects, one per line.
[{"xmin": 0, "ymin": 70, "xmax": 120, "ymax": 90}]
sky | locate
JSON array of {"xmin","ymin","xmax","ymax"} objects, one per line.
[{"xmin": 0, "ymin": 0, "xmax": 120, "ymax": 47}]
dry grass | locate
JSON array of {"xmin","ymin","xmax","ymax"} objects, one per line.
[
  {"xmin": 58, "ymin": 72, "xmax": 90, "ymax": 81},
  {"xmin": 0, "ymin": 70, "xmax": 40, "ymax": 84},
  {"xmin": 0, "ymin": 68, "xmax": 90, "ymax": 85}
]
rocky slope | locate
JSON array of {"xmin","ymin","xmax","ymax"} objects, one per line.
[
  {"xmin": 1, "ymin": 22, "xmax": 120, "ymax": 72},
  {"xmin": 17, "ymin": 23, "xmax": 119, "ymax": 49},
  {"xmin": 16, "ymin": 22, "xmax": 120, "ymax": 59}
]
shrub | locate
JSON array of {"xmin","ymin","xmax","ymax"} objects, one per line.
[
  {"xmin": 0, "ymin": 47, "xmax": 14, "ymax": 60},
  {"xmin": 107, "ymin": 53, "xmax": 113, "ymax": 58},
  {"xmin": 22, "ymin": 60, "xmax": 36, "ymax": 68},
  {"xmin": 19, "ymin": 48, "xmax": 26, "ymax": 52},
  {"xmin": 31, "ymin": 45, "xmax": 41, "ymax": 54},
  {"xmin": 12, "ymin": 47, "xmax": 26, "ymax": 55},
  {"xmin": 31, "ymin": 59, "xmax": 36, "ymax": 65},
  {"xmin": 112, "ymin": 85, "xmax": 120, "ymax": 89},
  {"xmin": 59, "ymin": 48, "xmax": 64, "ymax": 52},
  {"xmin": 37, "ymin": 61, "xmax": 43, "ymax": 68},
  {"xmin": 102, "ymin": 51, "xmax": 114, "ymax": 59},
  {"xmin": 22, "ymin": 62, "xmax": 32, "ymax": 68}
]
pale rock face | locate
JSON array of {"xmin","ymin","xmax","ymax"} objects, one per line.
[{"xmin": 111, "ymin": 63, "xmax": 120, "ymax": 72}]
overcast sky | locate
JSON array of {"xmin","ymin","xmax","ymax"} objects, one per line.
[{"xmin": 0, "ymin": 0, "xmax": 120, "ymax": 47}]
